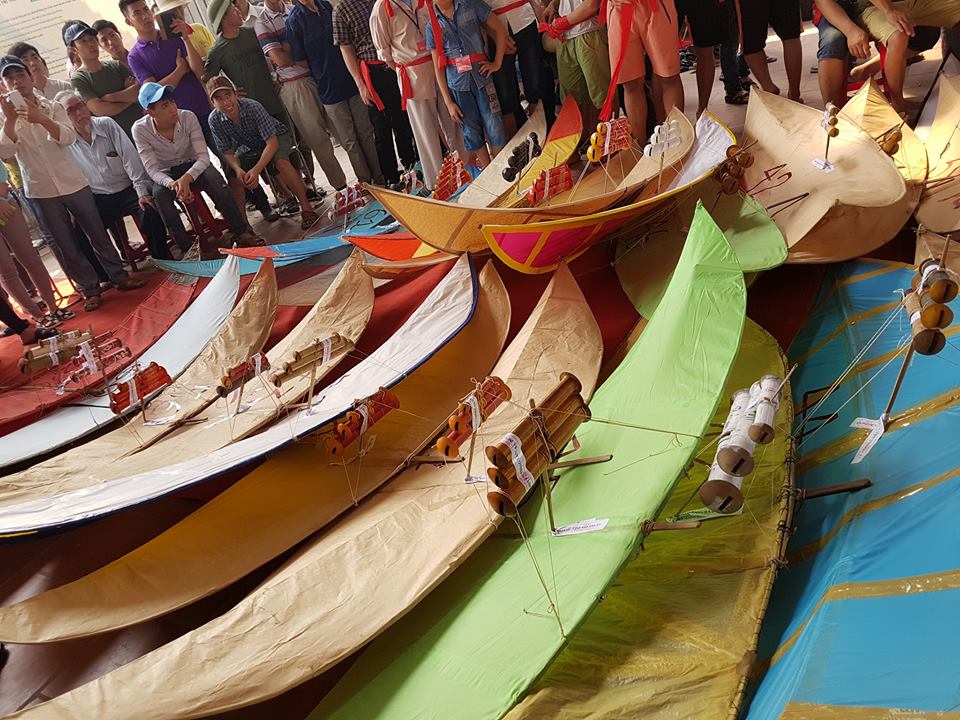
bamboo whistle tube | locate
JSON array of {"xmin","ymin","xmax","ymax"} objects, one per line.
[
  {"xmin": 905, "ymin": 292, "xmax": 946, "ymax": 355},
  {"xmin": 272, "ymin": 334, "xmax": 348, "ymax": 384},
  {"xmin": 489, "ymin": 405, "xmax": 590, "ymax": 500},
  {"xmin": 484, "ymin": 373, "xmax": 583, "ymax": 469},
  {"xmin": 914, "ymin": 259, "xmax": 959, "ymax": 304},
  {"xmin": 436, "ymin": 377, "xmax": 512, "ymax": 458},
  {"xmin": 485, "ymin": 392, "xmax": 585, "ymax": 471}
]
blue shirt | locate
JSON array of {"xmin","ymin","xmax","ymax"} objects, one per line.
[
  {"xmin": 209, "ymin": 97, "xmax": 289, "ymax": 156},
  {"xmin": 286, "ymin": 1, "xmax": 358, "ymax": 105},
  {"xmin": 68, "ymin": 116, "xmax": 152, "ymax": 197},
  {"xmin": 425, "ymin": 0, "xmax": 492, "ymax": 91}
]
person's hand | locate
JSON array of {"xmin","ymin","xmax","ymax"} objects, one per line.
[
  {"xmin": 542, "ymin": 15, "xmax": 571, "ymax": 40},
  {"xmin": 445, "ymin": 98, "xmax": 463, "ymax": 123},
  {"xmin": 172, "ymin": 174, "xmax": 193, "ymax": 202},
  {"xmin": 0, "ymin": 200, "xmax": 16, "ymax": 222},
  {"xmin": 17, "ymin": 100, "xmax": 45, "ymax": 125},
  {"xmin": 542, "ymin": 1, "xmax": 557, "ymax": 22},
  {"xmin": 847, "ymin": 26, "xmax": 871, "ymax": 58},
  {"xmin": 0, "ymin": 96, "xmax": 15, "ymax": 123},
  {"xmin": 173, "ymin": 49, "xmax": 189, "ymax": 79},
  {"xmin": 358, "ymin": 83, "xmax": 373, "ymax": 106},
  {"xmin": 479, "ymin": 59, "xmax": 501, "ymax": 76},
  {"xmin": 138, "ymin": 195, "xmax": 155, "ymax": 210},
  {"xmin": 504, "ymin": 35, "xmax": 517, "ymax": 54},
  {"xmin": 240, "ymin": 169, "xmax": 260, "ymax": 189},
  {"xmin": 170, "ymin": 17, "xmax": 191, "ymax": 36},
  {"xmin": 884, "ymin": 7, "xmax": 914, "ymax": 36}
]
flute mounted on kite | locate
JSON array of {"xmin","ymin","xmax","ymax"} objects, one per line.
[
  {"xmin": 586, "ymin": 117, "xmax": 631, "ymax": 164},
  {"xmin": 432, "ymin": 152, "xmax": 472, "ymax": 201},
  {"xmin": 324, "ymin": 387, "xmax": 400, "ymax": 458},
  {"xmin": 699, "ymin": 374, "xmax": 784, "ymax": 515},
  {"xmin": 435, "ymin": 376, "xmax": 511, "ymax": 459},
  {"xmin": 526, "ymin": 164, "xmax": 573, "ymax": 206},
  {"xmin": 501, "ymin": 132, "xmax": 542, "ymax": 182},
  {"xmin": 108, "ymin": 361, "xmax": 172, "ymax": 417},
  {"xmin": 329, "ymin": 183, "xmax": 367, "ymax": 220},
  {"xmin": 713, "ymin": 144, "xmax": 756, "ymax": 196}
]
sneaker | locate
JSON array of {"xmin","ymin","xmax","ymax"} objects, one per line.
[
  {"xmin": 280, "ymin": 197, "xmax": 300, "ymax": 216},
  {"xmin": 38, "ymin": 313, "xmax": 62, "ymax": 329},
  {"xmin": 261, "ymin": 209, "xmax": 281, "ymax": 222},
  {"xmin": 53, "ymin": 308, "xmax": 75, "ymax": 321},
  {"xmin": 115, "ymin": 277, "xmax": 147, "ymax": 291},
  {"xmin": 306, "ymin": 187, "xmax": 326, "ymax": 201},
  {"xmin": 1, "ymin": 325, "xmax": 16, "ymax": 337}
]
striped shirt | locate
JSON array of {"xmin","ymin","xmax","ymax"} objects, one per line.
[{"xmin": 255, "ymin": 3, "xmax": 312, "ymax": 83}]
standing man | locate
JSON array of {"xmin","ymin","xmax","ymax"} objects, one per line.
[
  {"xmin": 235, "ymin": 0, "xmax": 266, "ymax": 28},
  {"xmin": 333, "ymin": 0, "xmax": 417, "ymax": 184},
  {"xmin": 486, "ymin": 0, "xmax": 556, "ymax": 134},
  {"xmin": 0, "ymin": 55, "xmax": 145, "ymax": 311},
  {"xmin": 122, "ymin": 0, "xmax": 213, "ymax": 138},
  {"xmin": 58, "ymin": 92, "xmax": 172, "ymax": 261},
  {"xmin": 287, "ymin": 0, "xmax": 384, "ymax": 185},
  {"xmin": 93, "ymin": 20, "xmax": 131, "ymax": 67},
  {"xmin": 6, "ymin": 43, "xmax": 72, "ymax": 100},
  {"xmin": 132, "ymin": 82, "xmax": 263, "ymax": 255},
  {"xmin": 256, "ymin": 0, "xmax": 348, "ymax": 190},
  {"xmin": 65, "ymin": 21, "xmax": 143, "ymax": 138},
  {"xmin": 370, "ymin": 0, "xmax": 465, "ymax": 189}
]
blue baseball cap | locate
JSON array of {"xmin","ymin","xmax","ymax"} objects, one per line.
[
  {"xmin": 63, "ymin": 21, "xmax": 97, "ymax": 46},
  {"xmin": 138, "ymin": 82, "xmax": 174, "ymax": 109}
]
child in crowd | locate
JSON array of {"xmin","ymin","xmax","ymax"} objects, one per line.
[{"xmin": 426, "ymin": 0, "xmax": 508, "ymax": 167}]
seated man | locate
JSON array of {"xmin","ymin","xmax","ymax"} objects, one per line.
[
  {"xmin": 58, "ymin": 91, "xmax": 173, "ymax": 260},
  {"xmin": 206, "ymin": 76, "xmax": 318, "ymax": 231},
  {"xmin": 132, "ymin": 82, "xmax": 262, "ymax": 256},
  {"xmin": 815, "ymin": 0, "xmax": 943, "ymax": 108}
]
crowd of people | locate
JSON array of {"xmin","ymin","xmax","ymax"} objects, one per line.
[{"xmin": 0, "ymin": 0, "xmax": 958, "ymax": 339}]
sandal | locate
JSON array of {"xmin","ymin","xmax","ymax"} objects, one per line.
[
  {"xmin": 725, "ymin": 90, "xmax": 750, "ymax": 105},
  {"xmin": 54, "ymin": 308, "xmax": 76, "ymax": 321},
  {"xmin": 37, "ymin": 313, "xmax": 62, "ymax": 329},
  {"xmin": 301, "ymin": 210, "xmax": 320, "ymax": 231},
  {"xmin": 84, "ymin": 296, "xmax": 102, "ymax": 312}
]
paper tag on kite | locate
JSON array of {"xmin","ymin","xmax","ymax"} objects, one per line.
[
  {"xmin": 321, "ymin": 337, "xmax": 332, "ymax": 365},
  {"xmin": 553, "ymin": 517, "xmax": 608, "ymax": 536},
  {"xmin": 465, "ymin": 393, "xmax": 481, "ymax": 429},
  {"xmin": 502, "ymin": 432, "xmax": 535, "ymax": 489},
  {"xmin": 811, "ymin": 158, "xmax": 834, "ymax": 172},
  {"xmin": 851, "ymin": 417, "xmax": 884, "ymax": 464},
  {"xmin": 78, "ymin": 341, "xmax": 97, "ymax": 373},
  {"xmin": 48, "ymin": 334, "xmax": 60, "ymax": 366},
  {"xmin": 464, "ymin": 474, "xmax": 485, "ymax": 484},
  {"xmin": 454, "ymin": 56, "xmax": 472, "ymax": 73},
  {"xmin": 358, "ymin": 404, "xmax": 370, "ymax": 435},
  {"xmin": 253, "ymin": 353, "xmax": 262, "ymax": 375}
]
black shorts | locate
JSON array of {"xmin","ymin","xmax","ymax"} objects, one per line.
[
  {"xmin": 675, "ymin": 0, "xmax": 728, "ymax": 48},
  {"xmin": 739, "ymin": 0, "xmax": 802, "ymax": 55}
]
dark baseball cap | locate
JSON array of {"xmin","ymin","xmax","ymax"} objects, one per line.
[
  {"xmin": 63, "ymin": 21, "xmax": 97, "ymax": 46},
  {"xmin": 0, "ymin": 55, "xmax": 28, "ymax": 78}
]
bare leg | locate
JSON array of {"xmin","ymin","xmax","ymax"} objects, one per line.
[
  {"xmin": 694, "ymin": 46, "xmax": 716, "ymax": 116},
  {"xmin": 884, "ymin": 30, "xmax": 909, "ymax": 113},
  {"xmin": 622, "ymin": 77, "xmax": 648, "ymax": 139},
  {"xmin": 818, "ymin": 57, "xmax": 850, "ymax": 108},
  {"xmin": 275, "ymin": 159, "xmax": 311, "ymax": 212},
  {"xmin": 472, "ymin": 146, "xmax": 492, "ymax": 168},
  {"xmin": 658, "ymin": 73, "xmax": 685, "ymax": 115},
  {"xmin": 783, "ymin": 37, "xmax": 803, "ymax": 101},
  {"xmin": 745, "ymin": 50, "xmax": 780, "ymax": 93},
  {"xmin": 850, "ymin": 53, "xmax": 883, "ymax": 81},
  {"xmin": 228, "ymin": 177, "xmax": 247, "ymax": 221},
  {"xmin": 501, "ymin": 114, "xmax": 518, "ymax": 141}
]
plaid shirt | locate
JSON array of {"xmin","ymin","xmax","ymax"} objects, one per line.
[
  {"xmin": 332, "ymin": 0, "xmax": 379, "ymax": 62},
  {"xmin": 209, "ymin": 97, "xmax": 288, "ymax": 156}
]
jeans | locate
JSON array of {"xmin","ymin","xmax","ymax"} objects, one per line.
[
  {"xmin": 720, "ymin": 0, "xmax": 744, "ymax": 96},
  {"xmin": 0, "ymin": 293, "xmax": 28, "ymax": 334},
  {"xmin": 152, "ymin": 163, "xmax": 249, "ymax": 250}
]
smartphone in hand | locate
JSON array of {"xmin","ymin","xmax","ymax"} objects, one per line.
[
  {"xmin": 5, "ymin": 90, "xmax": 25, "ymax": 109},
  {"xmin": 159, "ymin": 11, "xmax": 179, "ymax": 38}
]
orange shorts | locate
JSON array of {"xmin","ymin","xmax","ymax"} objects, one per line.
[{"xmin": 606, "ymin": 0, "xmax": 681, "ymax": 84}]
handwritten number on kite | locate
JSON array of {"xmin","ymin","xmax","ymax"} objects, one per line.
[{"xmin": 746, "ymin": 164, "xmax": 792, "ymax": 196}]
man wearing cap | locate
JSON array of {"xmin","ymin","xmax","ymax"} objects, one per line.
[
  {"xmin": 58, "ymin": 91, "xmax": 172, "ymax": 260},
  {"xmin": 0, "ymin": 55, "xmax": 146, "ymax": 310},
  {"xmin": 332, "ymin": 0, "xmax": 416, "ymax": 185},
  {"xmin": 286, "ymin": 0, "xmax": 383, "ymax": 185},
  {"xmin": 369, "ymin": 0, "xmax": 465, "ymax": 190},
  {"xmin": 207, "ymin": 76, "xmax": 318, "ymax": 230},
  {"xmin": 255, "ymin": 0, "xmax": 347, "ymax": 191},
  {"xmin": 7, "ymin": 44, "xmax": 72, "ymax": 101},
  {"xmin": 132, "ymin": 82, "xmax": 262, "ymax": 255},
  {"xmin": 65, "ymin": 21, "xmax": 143, "ymax": 139}
]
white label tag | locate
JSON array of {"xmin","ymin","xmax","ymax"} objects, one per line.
[
  {"xmin": 811, "ymin": 158, "xmax": 835, "ymax": 172},
  {"xmin": 79, "ymin": 341, "xmax": 97, "ymax": 373},
  {"xmin": 553, "ymin": 517, "xmax": 609, "ymax": 536},
  {"xmin": 358, "ymin": 403, "xmax": 369, "ymax": 435},
  {"xmin": 465, "ymin": 393, "xmax": 481, "ymax": 429},
  {"xmin": 321, "ymin": 337, "xmax": 332, "ymax": 365},
  {"xmin": 464, "ymin": 474, "xmax": 485, "ymax": 484},
  {"xmin": 127, "ymin": 377, "xmax": 139, "ymax": 406},
  {"xmin": 851, "ymin": 417, "xmax": 884, "ymax": 464},
  {"xmin": 253, "ymin": 353, "xmax": 262, "ymax": 375},
  {"xmin": 502, "ymin": 432, "xmax": 535, "ymax": 489},
  {"xmin": 48, "ymin": 334, "xmax": 60, "ymax": 366}
]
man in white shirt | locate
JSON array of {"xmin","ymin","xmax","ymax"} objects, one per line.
[
  {"xmin": 6, "ymin": 43, "xmax": 72, "ymax": 101},
  {"xmin": 58, "ymin": 92, "xmax": 173, "ymax": 260},
  {"xmin": 0, "ymin": 55, "xmax": 145, "ymax": 311},
  {"xmin": 132, "ymin": 82, "xmax": 262, "ymax": 255}
]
